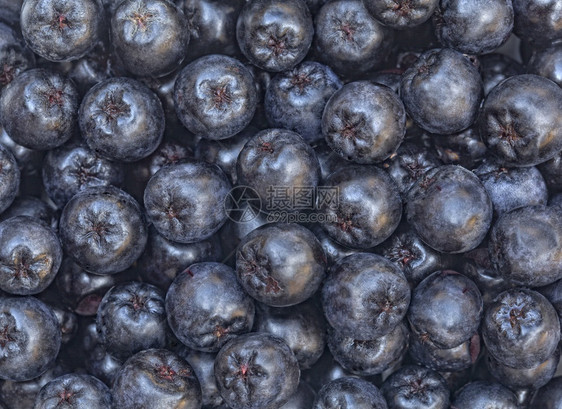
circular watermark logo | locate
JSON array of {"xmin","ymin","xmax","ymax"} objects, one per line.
[{"xmin": 224, "ymin": 186, "xmax": 262, "ymax": 223}]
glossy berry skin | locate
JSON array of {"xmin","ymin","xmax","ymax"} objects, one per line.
[
  {"xmin": 0, "ymin": 31, "xmax": 35, "ymax": 93},
  {"xmin": 20, "ymin": 0, "xmax": 103, "ymax": 62},
  {"xmin": 33, "ymin": 373, "xmax": 111, "ymax": 409},
  {"xmin": 0, "ymin": 125, "xmax": 44, "ymax": 180},
  {"xmin": 313, "ymin": 377, "xmax": 388, "ymax": 409},
  {"xmin": 0, "ymin": 216, "xmax": 62, "ymax": 295},
  {"xmin": 183, "ymin": 0, "xmax": 244, "ymax": 60},
  {"xmin": 0, "ymin": 146, "xmax": 41, "ymax": 201},
  {"xmin": 479, "ymin": 53, "xmax": 523, "ymax": 96},
  {"xmin": 194, "ymin": 126, "xmax": 253, "ymax": 183},
  {"xmin": 60, "ymin": 186, "xmax": 148, "ymax": 275},
  {"xmin": 322, "ymin": 81, "xmax": 406, "ymax": 164},
  {"xmin": 144, "ymin": 160, "xmax": 232, "ymax": 244},
  {"xmin": 409, "ymin": 331, "xmax": 480, "ymax": 372},
  {"xmin": 173, "ymin": 54, "xmax": 258, "ymax": 140},
  {"xmin": 310, "ymin": 223, "xmax": 359, "ymax": 265},
  {"xmin": 0, "ymin": 144, "xmax": 19, "ymax": 214},
  {"xmin": 382, "ymin": 142, "xmax": 441, "ymax": 199},
  {"xmin": 139, "ymin": 71, "xmax": 185, "ymax": 137},
  {"xmin": 381, "ymin": 365, "xmax": 450, "ymax": 409},
  {"xmin": 319, "ymin": 165, "xmax": 402, "ymax": 249},
  {"xmin": 55, "ymin": 258, "xmax": 133, "ymax": 316},
  {"xmin": 219, "ymin": 202, "xmax": 271, "ymax": 264},
  {"xmin": 265, "ymin": 62, "xmax": 342, "ymax": 144},
  {"xmin": 539, "ymin": 278, "xmax": 562, "ymax": 331},
  {"xmin": 254, "ymin": 300, "xmax": 326, "ymax": 369},
  {"xmin": 368, "ymin": 71, "xmax": 402, "ymax": 92},
  {"xmin": 236, "ymin": 223, "xmax": 326, "ymax": 307},
  {"xmin": 539, "ymin": 151, "xmax": 562, "ymax": 193},
  {"xmin": 512, "ymin": 0, "xmax": 562, "ymax": 45},
  {"xmin": 314, "ymin": 0, "xmax": 393, "ymax": 77},
  {"xmin": 313, "ymin": 140, "xmax": 349, "ymax": 183},
  {"xmin": 42, "ymin": 142, "xmax": 124, "ymax": 209},
  {"xmin": 327, "ymin": 321, "xmax": 409, "ymax": 376},
  {"xmin": 486, "ymin": 346, "xmax": 560, "ymax": 390},
  {"xmin": 363, "ymin": 0, "xmax": 438, "ymax": 29},
  {"xmin": 431, "ymin": 127, "xmax": 487, "ymax": 169},
  {"xmin": 43, "ymin": 304, "xmax": 74, "ymax": 337},
  {"xmin": 433, "ymin": 0, "xmax": 513, "ymax": 55},
  {"xmin": 0, "ymin": 361, "xmax": 69, "ymax": 409},
  {"xmin": 112, "ymin": 349, "xmax": 202, "ymax": 409},
  {"xmin": 96, "ymin": 281, "xmax": 168, "ymax": 359},
  {"xmin": 488, "ymin": 205, "xmax": 562, "ymax": 287},
  {"xmin": 67, "ymin": 41, "xmax": 119, "ymax": 98},
  {"xmin": 461, "ymin": 247, "xmax": 514, "ymax": 306},
  {"xmin": 49, "ymin": 303, "xmax": 78, "ymax": 345},
  {"xmin": 406, "ymin": 165, "xmax": 492, "ymax": 254},
  {"xmin": 81, "ymin": 323, "xmax": 124, "ymax": 385},
  {"xmin": 111, "ymin": 0, "xmax": 190, "ymax": 77},
  {"xmin": 378, "ymin": 227, "xmax": 450, "ymax": 287},
  {"xmin": 236, "ymin": 0, "xmax": 313, "ymax": 72},
  {"xmin": 79, "ymin": 77, "xmax": 165, "ymax": 162},
  {"xmin": 528, "ymin": 43, "xmax": 562, "ymax": 87},
  {"xmin": 279, "ymin": 381, "xmax": 315, "ymax": 409},
  {"xmin": 86, "ymin": 351, "xmax": 122, "ymax": 388},
  {"xmin": 126, "ymin": 138, "xmax": 194, "ymax": 202},
  {"xmin": 482, "ymin": 288, "xmax": 560, "ymax": 369},
  {"xmin": 474, "ymin": 161, "xmax": 548, "ymax": 218},
  {"xmin": 166, "ymin": 262, "xmax": 255, "ymax": 352},
  {"xmin": 0, "ymin": 296, "xmax": 61, "ymax": 381},
  {"xmin": 408, "ymin": 270, "xmax": 483, "ymax": 349},
  {"xmin": 137, "ymin": 226, "xmax": 222, "ymax": 290},
  {"xmin": 236, "ymin": 129, "xmax": 320, "ymax": 213},
  {"xmin": 214, "ymin": 333, "xmax": 300, "ymax": 409},
  {"xmin": 400, "ymin": 48, "xmax": 482, "ymax": 135},
  {"xmin": 243, "ymin": 64, "xmax": 270, "ymax": 125},
  {"xmin": 479, "ymin": 74, "xmax": 562, "ymax": 167},
  {"xmin": 0, "ymin": 68, "xmax": 78, "ymax": 150},
  {"xmin": 139, "ymin": 139, "xmax": 194, "ymax": 178},
  {"xmin": 530, "ymin": 376, "xmax": 562, "ymax": 409},
  {"xmin": 0, "ymin": 196, "xmax": 56, "ymax": 228},
  {"xmin": 451, "ymin": 381, "xmax": 518, "ymax": 409},
  {"xmin": 178, "ymin": 349, "xmax": 224, "ymax": 408},
  {"xmin": 302, "ymin": 348, "xmax": 358, "ymax": 393},
  {"xmin": 322, "ymin": 253, "xmax": 411, "ymax": 340}
]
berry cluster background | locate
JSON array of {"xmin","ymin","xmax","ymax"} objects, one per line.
[{"xmin": 0, "ymin": 0, "xmax": 560, "ymax": 408}]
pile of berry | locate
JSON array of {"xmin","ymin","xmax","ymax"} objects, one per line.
[{"xmin": 0, "ymin": 0, "xmax": 561, "ymax": 408}]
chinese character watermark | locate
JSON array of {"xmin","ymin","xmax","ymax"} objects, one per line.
[{"xmin": 224, "ymin": 185, "xmax": 339, "ymax": 223}]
